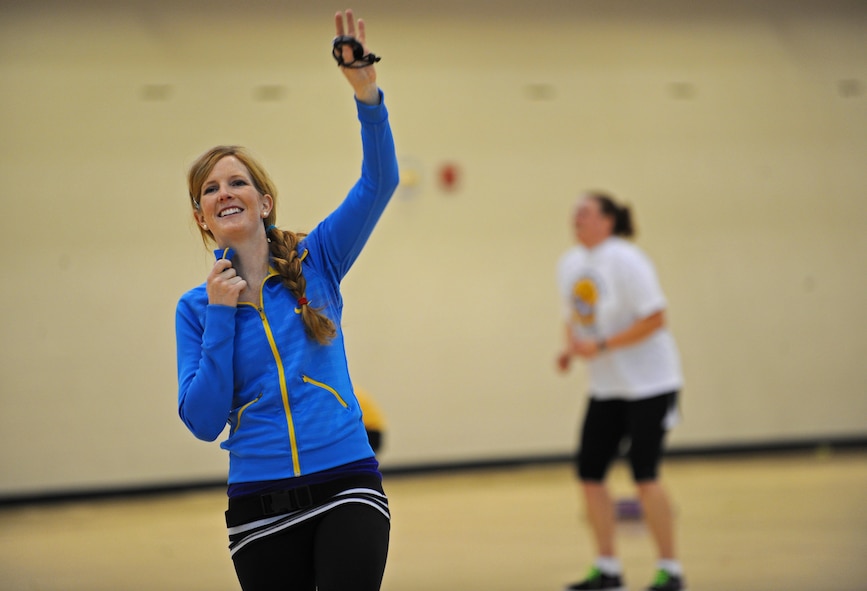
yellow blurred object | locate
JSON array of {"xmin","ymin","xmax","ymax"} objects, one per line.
[{"xmin": 355, "ymin": 387, "xmax": 386, "ymax": 431}]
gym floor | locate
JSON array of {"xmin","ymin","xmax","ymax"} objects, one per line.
[{"xmin": 1, "ymin": 450, "xmax": 865, "ymax": 591}]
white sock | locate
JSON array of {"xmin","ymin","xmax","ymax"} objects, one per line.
[
  {"xmin": 595, "ymin": 556, "xmax": 622, "ymax": 576},
  {"xmin": 657, "ymin": 559, "xmax": 682, "ymax": 576}
]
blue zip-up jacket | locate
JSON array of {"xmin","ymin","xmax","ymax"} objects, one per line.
[{"xmin": 175, "ymin": 93, "xmax": 399, "ymax": 484}]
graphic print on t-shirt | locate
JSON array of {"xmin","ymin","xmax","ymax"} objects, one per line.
[{"xmin": 571, "ymin": 275, "xmax": 600, "ymax": 327}]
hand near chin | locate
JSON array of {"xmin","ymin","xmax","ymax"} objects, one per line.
[{"xmin": 207, "ymin": 258, "xmax": 247, "ymax": 307}]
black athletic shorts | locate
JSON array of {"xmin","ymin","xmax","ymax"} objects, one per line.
[{"xmin": 575, "ymin": 391, "xmax": 678, "ymax": 483}]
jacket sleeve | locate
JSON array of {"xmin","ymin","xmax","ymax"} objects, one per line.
[
  {"xmin": 176, "ymin": 296, "xmax": 237, "ymax": 442},
  {"xmin": 308, "ymin": 90, "xmax": 400, "ymax": 281}
]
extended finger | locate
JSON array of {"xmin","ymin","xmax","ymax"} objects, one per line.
[
  {"xmin": 356, "ymin": 17, "xmax": 366, "ymax": 45},
  {"xmin": 344, "ymin": 9, "xmax": 357, "ymax": 38},
  {"xmin": 334, "ymin": 11, "xmax": 344, "ymax": 36}
]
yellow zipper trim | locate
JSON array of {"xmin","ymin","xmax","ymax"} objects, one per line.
[
  {"xmin": 261, "ymin": 314, "xmax": 301, "ymax": 474},
  {"xmin": 234, "ymin": 393, "xmax": 262, "ymax": 432},
  {"xmin": 302, "ymin": 376, "xmax": 349, "ymax": 408},
  {"xmin": 239, "ymin": 268, "xmax": 301, "ymax": 476}
]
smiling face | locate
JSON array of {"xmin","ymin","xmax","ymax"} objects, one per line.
[
  {"xmin": 573, "ymin": 195, "xmax": 614, "ymax": 248},
  {"xmin": 192, "ymin": 155, "xmax": 273, "ymax": 247}
]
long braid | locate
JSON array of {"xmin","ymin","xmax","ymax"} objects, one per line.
[{"xmin": 267, "ymin": 225, "xmax": 337, "ymax": 345}]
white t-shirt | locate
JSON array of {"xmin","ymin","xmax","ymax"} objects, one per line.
[{"xmin": 557, "ymin": 237, "xmax": 683, "ymax": 400}]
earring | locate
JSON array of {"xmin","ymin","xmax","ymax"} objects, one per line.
[
  {"xmin": 201, "ymin": 224, "xmax": 208, "ymax": 229},
  {"xmin": 262, "ymin": 211, "xmax": 269, "ymax": 218}
]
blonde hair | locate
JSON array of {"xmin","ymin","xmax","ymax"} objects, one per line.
[{"xmin": 187, "ymin": 146, "xmax": 337, "ymax": 345}]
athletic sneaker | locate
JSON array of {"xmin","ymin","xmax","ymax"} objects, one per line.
[
  {"xmin": 646, "ymin": 569, "xmax": 686, "ymax": 591},
  {"xmin": 563, "ymin": 566, "xmax": 627, "ymax": 590}
]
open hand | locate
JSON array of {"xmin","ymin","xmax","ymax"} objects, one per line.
[{"xmin": 334, "ymin": 9, "xmax": 379, "ymax": 104}]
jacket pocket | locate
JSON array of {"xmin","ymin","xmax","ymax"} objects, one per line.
[
  {"xmin": 301, "ymin": 375, "xmax": 349, "ymax": 408},
  {"xmin": 231, "ymin": 392, "xmax": 263, "ymax": 434}
]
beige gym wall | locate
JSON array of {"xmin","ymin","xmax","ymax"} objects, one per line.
[{"xmin": 1, "ymin": 0, "xmax": 865, "ymax": 496}]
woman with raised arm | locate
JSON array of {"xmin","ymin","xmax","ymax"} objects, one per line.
[{"xmin": 175, "ymin": 10, "xmax": 398, "ymax": 591}]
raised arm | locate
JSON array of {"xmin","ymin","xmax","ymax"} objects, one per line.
[
  {"xmin": 305, "ymin": 10, "xmax": 399, "ymax": 279},
  {"xmin": 334, "ymin": 9, "xmax": 380, "ymax": 105}
]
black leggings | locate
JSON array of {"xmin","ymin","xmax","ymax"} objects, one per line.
[{"xmin": 231, "ymin": 502, "xmax": 390, "ymax": 591}]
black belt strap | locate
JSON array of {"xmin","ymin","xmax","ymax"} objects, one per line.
[{"xmin": 226, "ymin": 473, "xmax": 382, "ymax": 527}]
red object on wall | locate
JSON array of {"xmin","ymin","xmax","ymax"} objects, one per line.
[{"xmin": 438, "ymin": 163, "xmax": 460, "ymax": 192}]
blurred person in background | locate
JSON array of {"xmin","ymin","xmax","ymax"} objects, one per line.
[{"xmin": 556, "ymin": 192, "xmax": 686, "ymax": 591}]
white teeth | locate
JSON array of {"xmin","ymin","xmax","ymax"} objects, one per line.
[{"xmin": 219, "ymin": 207, "xmax": 243, "ymax": 217}]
